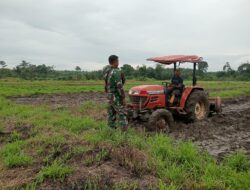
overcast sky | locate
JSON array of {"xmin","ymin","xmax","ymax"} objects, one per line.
[{"xmin": 0, "ymin": 0, "xmax": 249, "ymax": 71}]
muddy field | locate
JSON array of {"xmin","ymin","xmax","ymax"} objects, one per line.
[
  {"xmin": 10, "ymin": 92, "xmax": 108, "ymax": 107},
  {"xmin": 172, "ymin": 97, "xmax": 250, "ymax": 158},
  {"xmin": 11, "ymin": 93, "xmax": 250, "ymax": 158}
]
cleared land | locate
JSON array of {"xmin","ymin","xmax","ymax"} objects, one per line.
[{"xmin": 0, "ymin": 79, "xmax": 250, "ymax": 190}]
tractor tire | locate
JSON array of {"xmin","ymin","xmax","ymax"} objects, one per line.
[
  {"xmin": 147, "ymin": 109, "xmax": 174, "ymax": 133},
  {"xmin": 185, "ymin": 90, "xmax": 209, "ymax": 122}
]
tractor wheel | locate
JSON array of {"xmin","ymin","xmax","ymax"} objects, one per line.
[
  {"xmin": 148, "ymin": 109, "xmax": 174, "ymax": 133},
  {"xmin": 185, "ymin": 90, "xmax": 209, "ymax": 121}
]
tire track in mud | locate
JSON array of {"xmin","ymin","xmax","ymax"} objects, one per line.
[
  {"xmin": 170, "ymin": 97, "xmax": 250, "ymax": 157},
  {"xmin": 223, "ymin": 101, "xmax": 250, "ymax": 114}
]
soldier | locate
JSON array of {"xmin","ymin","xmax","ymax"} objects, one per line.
[{"xmin": 104, "ymin": 55, "xmax": 128, "ymax": 131}]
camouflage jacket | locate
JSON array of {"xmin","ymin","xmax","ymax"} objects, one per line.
[
  {"xmin": 104, "ymin": 66, "xmax": 125, "ymax": 99},
  {"xmin": 103, "ymin": 65, "xmax": 126, "ymax": 92}
]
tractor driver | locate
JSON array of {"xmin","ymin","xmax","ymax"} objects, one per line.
[{"xmin": 166, "ymin": 69, "xmax": 184, "ymax": 105}]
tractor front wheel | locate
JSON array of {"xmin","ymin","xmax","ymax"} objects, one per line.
[
  {"xmin": 148, "ymin": 109, "xmax": 174, "ymax": 133},
  {"xmin": 185, "ymin": 90, "xmax": 209, "ymax": 121}
]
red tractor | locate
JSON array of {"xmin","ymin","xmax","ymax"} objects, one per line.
[{"xmin": 127, "ymin": 55, "xmax": 222, "ymax": 132}]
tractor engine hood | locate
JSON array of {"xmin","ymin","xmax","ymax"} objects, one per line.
[{"xmin": 129, "ymin": 85, "xmax": 165, "ymax": 95}]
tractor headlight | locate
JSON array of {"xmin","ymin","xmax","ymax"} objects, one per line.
[{"xmin": 129, "ymin": 90, "xmax": 140, "ymax": 95}]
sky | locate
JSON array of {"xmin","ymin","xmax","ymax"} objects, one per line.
[{"xmin": 0, "ymin": 0, "xmax": 249, "ymax": 71}]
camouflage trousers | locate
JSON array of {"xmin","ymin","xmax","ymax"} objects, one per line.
[{"xmin": 107, "ymin": 93, "xmax": 128, "ymax": 129}]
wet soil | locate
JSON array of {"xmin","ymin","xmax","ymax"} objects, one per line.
[
  {"xmin": 171, "ymin": 99, "xmax": 250, "ymax": 158},
  {"xmin": 10, "ymin": 92, "xmax": 107, "ymax": 106},
  {"xmin": 10, "ymin": 93, "xmax": 250, "ymax": 158}
]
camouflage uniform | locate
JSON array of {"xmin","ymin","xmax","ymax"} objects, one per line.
[{"xmin": 104, "ymin": 66, "xmax": 128, "ymax": 129}]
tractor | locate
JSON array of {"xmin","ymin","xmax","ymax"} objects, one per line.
[{"xmin": 127, "ymin": 55, "xmax": 222, "ymax": 132}]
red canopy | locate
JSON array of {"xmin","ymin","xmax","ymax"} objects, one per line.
[{"xmin": 147, "ymin": 55, "xmax": 203, "ymax": 65}]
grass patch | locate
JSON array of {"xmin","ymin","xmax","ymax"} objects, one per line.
[
  {"xmin": 10, "ymin": 131, "xmax": 21, "ymax": 142},
  {"xmin": 37, "ymin": 162, "xmax": 73, "ymax": 182},
  {"xmin": 34, "ymin": 134, "xmax": 66, "ymax": 160},
  {"xmin": 80, "ymin": 101, "xmax": 107, "ymax": 112},
  {"xmin": 210, "ymin": 88, "xmax": 250, "ymax": 98},
  {"xmin": 224, "ymin": 151, "xmax": 250, "ymax": 172},
  {"xmin": 60, "ymin": 145, "xmax": 90, "ymax": 163},
  {"xmin": 83, "ymin": 148, "xmax": 109, "ymax": 166},
  {"xmin": 113, "ymin": 180, "xmax": 139, "ymax": 190},
  {"xmin": 52, "ymin": 116, "xmax": 98, "ymax": 132},
  {"xmin": 0, "ymin": 141, "xmax": 33, "ymax": 168}
]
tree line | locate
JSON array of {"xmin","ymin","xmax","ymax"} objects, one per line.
[{"xmin": 0, "ymin": 60, "xmax": 249, "ymax": 81}]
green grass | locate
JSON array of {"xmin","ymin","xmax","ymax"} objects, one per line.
[
  {"xmin": 37, "ymin": 162, "xmax": 73, "ymax": 182},
  {"xmin": 210, "ymin": 88, "xmax": 250, "ymax": 98},
  {"xmin": 1, "ymin": 78, "xmax": 250, "ymax": 98},
  {"xmin": 224, "ymin": 151, "xmax": 250, "ymax": 172},
  {"xmin": 0, "ymin": 140, "xmax": 33, "ymax": 168},
  {"xmin": 113, "ymin": 180, "xmax": 139, "ymax": 190},
  {"xmin": 80, "ymin": 100, "xmax": 107, "ymax": 112},
  {"xmin": 0, "ymin": 79, "xmax": 249, "ymax": 189},
  {"xmin": 10, "ymin": 131, "xmax": 21, "ymax": 142},
  {"xmin": 52, "ymin": 116, "xmax": 98, "ymax": 132},
  {"xmin": 83, "ymin": 148, "xmax": 109, "ymax": 166}
]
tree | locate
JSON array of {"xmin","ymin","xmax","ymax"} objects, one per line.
[
  {"xmin": 121, "ymin": 64, "xmax": 134, "ymax": 77},
  {"xmin": 146, "ymin": 67, "xmax": 155, "ymax": 78},
  {"xmin": 14, "ymin": 61, "xmax": 54, "ymax": 79},
  {"xmin": 223, "ymin": 62, "xmax": 233, "ymax": 72},
  {"xmin": 0, "ymin": 61, "xmax": 10, "ymax": 78},
  {"xmin": 238, "ymin": 62, "xmax": 250, "ymax": 74},
  {"xmin": 36, "ymin": 64, "xmax": 54, "ymax": 76},
  {"xmin": 137, "ymin": 65, "xmax": 147, "ymax": 78},
  {"xmin": 0, "ymin": 61, "xmax": 7, "ymax": 68},
  {"xmin": 75, "ymin": 66, "xmax": 82, "ymax": 80},
  {"xmin": 237, "ymin": 62, "xmax": 250, "ymax": 80},
  {"xmin": 14, "ymin": 60, "xmax": 33, "ymax": 79},
  {"xmin": 198, "ymin": 61, "xmax": 208, "ymax": 73},
  {"xmin": 155, "ymin": 64, "xmax": 165, "ymax": 80},
  {"xmin": 75, "ymin": 66, "xmax": 81, "ymax": 71}
]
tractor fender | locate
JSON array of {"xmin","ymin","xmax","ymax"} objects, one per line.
[{"xmin": 180, "ymin": 87, "xmax": 204, "ymax": 108}]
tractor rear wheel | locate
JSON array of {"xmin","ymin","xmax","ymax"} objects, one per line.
[
  {"xmin": 148, "ymin": 109, "xmax": 174, "ymax": 133},
  {"xmin": 185, "ymin": 90, "xmax": 209, "ymax": 121}
]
